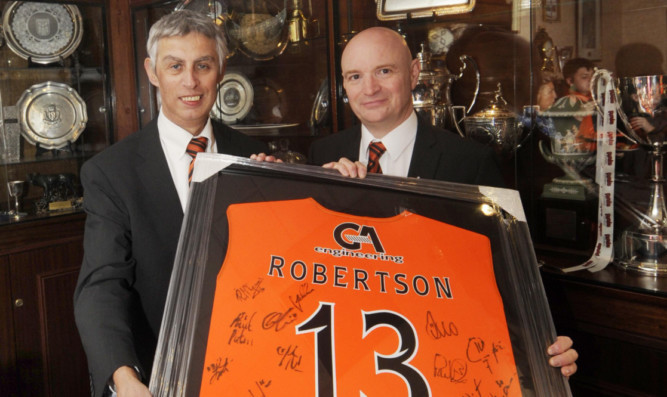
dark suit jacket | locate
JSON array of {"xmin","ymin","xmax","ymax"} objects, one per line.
[
  {"xmin": 308, "ymin": 117, "xmax": 506, "ymax": 187},
  {"xmin": 73, "ymin": 119, "xmax": 267, "ymax": 397}
]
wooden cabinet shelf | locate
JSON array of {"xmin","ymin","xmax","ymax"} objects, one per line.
[{"xmin": 538, "ymin": 248, "xmax": 667, "ymax": 396}]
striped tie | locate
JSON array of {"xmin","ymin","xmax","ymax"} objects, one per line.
[
  {"xmin": 367, "ymin": 141, "xmax": 386, "ymax": 174},
  {"xmin": 186, "ymin": 136, "xmax": 208, "ymax": 184}
]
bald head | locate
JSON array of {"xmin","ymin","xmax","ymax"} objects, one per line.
[
  {"xmin": 342, "ymin": 27, "xmax": 413, "ymax": 71},
  {"xmin": 341, "ymin": 27, "xmax": 420, "ymax": 137}
]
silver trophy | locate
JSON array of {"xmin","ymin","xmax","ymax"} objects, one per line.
[
  {"xmin": 593, "ymin": 74, "xmax": 667, "ymax": 275},
  {"xmin": 7, "ymin": 180, "xmax": 26, "ymax": 219},
  {"xmin": 412, "ymin": 42, "xmax": 479, "ymax": 135},
  {"xmin": 463, "ymin": 83, "xmax": 532, "ymax": 154}
]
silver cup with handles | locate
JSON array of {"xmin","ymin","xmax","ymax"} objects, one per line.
[
  {"xmin": 592, "ymin": 74, "xmax": 667, "ymax": 275},
  {"xmin": 595, "ymin": 74, "xmax": 667, "ymax": 144}
]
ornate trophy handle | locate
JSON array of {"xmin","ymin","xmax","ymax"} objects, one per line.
[
  {"xmin": 590, "ymin": 69, "xmax": 640, "ymax": 144},
  {"xmin": 538, "ymin": 139, "xmax": 557, "ymax": 165},
  {"xmin": 456, "ymin": 55, "xmax": 480, "ymax": 114},
  {"xmin": 450, "ymin": 105, "xmax": 466, "ymax": 137}
]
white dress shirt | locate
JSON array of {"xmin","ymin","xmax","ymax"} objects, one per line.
[
  {"xmin": 157, "ymin": 112, "xmax": 217, "ymax": 211},
  {"xmin": 358, "ymin": 111, "xmax": 418, "ymax": 177}
]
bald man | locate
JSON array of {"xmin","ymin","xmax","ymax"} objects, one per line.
[
  {"xmin": 308, "ymin": 27, "xmax": 504, "ymax": 186},
  {"xmin": 308, "ymin": 27, "xmax": 578, "ymax": 377}
]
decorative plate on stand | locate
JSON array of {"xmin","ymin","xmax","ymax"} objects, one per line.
[
  {"xmin": 211, "ymin": 72, "xmax": 253, "ymax": 124},
  {"xmin": 2, "ymin": 2, "xmax": 83, "ymax": 64},
  {"xmin": 17, "ymin": 81, "xmax": 87, "ymax": 149}
]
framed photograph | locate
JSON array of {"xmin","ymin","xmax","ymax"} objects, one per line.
[
  {"xmin": 150, "ymin": 155, "xmax": 572, "ymax": 397},
  {"xmin": 577, "ymin": 0, "xmax": 601, "ymax": 59},
  {"xmin": 376, "ymin": 0, "xmax": 475, "ymax": 20},
  {"xmin": 543, "ymin": 0, "xmax": 560, "ymax": 22}
]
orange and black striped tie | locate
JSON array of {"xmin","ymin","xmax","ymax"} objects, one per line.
[
  {"xmin": 186, "ymin": 136, "xmax": 208, "ymax": 185},
  {"xmin": 367, "ymin": 141, "xmax": 386, "ymax": 174}
]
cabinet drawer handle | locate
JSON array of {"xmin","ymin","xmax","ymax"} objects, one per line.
[{"xmin": 14, "ymin": 299, "xmax": 24, "ymax": 308}]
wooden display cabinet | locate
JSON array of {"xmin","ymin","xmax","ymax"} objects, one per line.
[
  {"xmin": 0, "ymin": 0, "xmax": 113, "ymax": 217},
  {"xmin": 0, "ymin": 0, "xmax": 125, "ymax": 395}
]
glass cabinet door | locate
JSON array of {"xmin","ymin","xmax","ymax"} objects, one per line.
[
  {"xmin": 525, "ymin": 1, "xmax": 667, "ymax": 277},
  {"xmin": 132, "ymin": 0, "xmax": 332, "ymax": 158},
  {"xmin": 0, "ymin": 0, "xmax": 112, "ymax": 222},
  {"xmin": 334, "ymin": 0, "xmax": 667, "ymax": 262}
]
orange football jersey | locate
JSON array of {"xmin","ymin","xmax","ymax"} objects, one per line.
[{"xmin": 200, "ymin": 198, "xmax": 519, "ymax": 396}]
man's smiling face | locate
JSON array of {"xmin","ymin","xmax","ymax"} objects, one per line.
[{"xmin": 145, "ymin": 32, "xmax": 224, "ymax": 135}]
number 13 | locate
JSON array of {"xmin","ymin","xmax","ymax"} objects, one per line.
[{"xmin": 296, "ymin": 302, "xmax": 431, "ymax": 397}]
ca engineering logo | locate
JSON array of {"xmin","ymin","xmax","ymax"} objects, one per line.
[
  {"xmin": 334, "ymin": 222, "xmax": 385, "ymax": 252},
  {"xmin": 313, "ymin": 222, "xmax": 404, "ymax": 264}
]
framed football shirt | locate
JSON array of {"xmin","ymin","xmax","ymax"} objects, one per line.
[{"xmin": 150, "ymin": 154, "xmax": 571, "ymax": 397}]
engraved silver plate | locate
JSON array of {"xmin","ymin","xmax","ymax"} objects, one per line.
[
  {"xmin": 2, "ymin": 2, "xmax": 83, "ymax": 64},
  {"xmin": 211, "ymin": 72, "xmax": 253, "ymax": 124},
  {"xmin": 17, "ymin": 81, "xmax": 87, "ymax": 149}
]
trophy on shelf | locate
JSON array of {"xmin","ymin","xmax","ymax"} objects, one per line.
[
  {"xmin": 538, "ymin": 135, "xmax": 596, "ymax": 201},
  {"xmin": 7, "ymin": 180, "xmax": 26, "ymax": 219},
  {"xmin": 286, "ymin": 0, "xmax": 320, "ymax": 45},
  {"xmin": 538, "ymin": 89, "xmax": 597, "ymax": 201},
  {"xmin": 463, "ymin": 83, "xmax": 533, "ymax": 154},
  {"xmin": 593, "ymin": 74, "xmax": 667, "ymax": 275},
  {"xmin": 412, "ymin": 32, "xmax": 479, "ymax": 135}
]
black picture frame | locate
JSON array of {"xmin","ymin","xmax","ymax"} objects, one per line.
[
  {"xmin": 150, "ymin": 154, "xmax": 572, "ymax": 397},
  {"xmin": 577, "ymin": 0, "xmax": 601, "ymax": 59},
  {"xmin": 543, "ymin": 0, "xmax": 560, "ymax": 22}
]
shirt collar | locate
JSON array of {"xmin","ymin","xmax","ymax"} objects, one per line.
[
  {"xmin": 360, "ymin": 111, "xmax": 418, "ymax": 158},
  {"xmin": 157, "ymin": 112, "xmax": 214, "ymax": 159}
]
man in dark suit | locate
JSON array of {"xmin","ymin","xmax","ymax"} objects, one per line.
[
  {"xmin": 73, "ymin": 10, "xmax": 267, "ymax": 397},
  {"xmin": 309, "ymin": 116, "xmax": 506, "ymax": 186},
  {"xmin": 309, "ymin": 26, "xmax": 505, "ymax": 187},
  {"xmin": 309, "ymin": 26, "xmax": 578, "ymax": 376}
]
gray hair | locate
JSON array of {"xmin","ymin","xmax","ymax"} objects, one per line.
[{"xmin": 146, "ymin": 9, "xmax": 227, "ymax": 73}]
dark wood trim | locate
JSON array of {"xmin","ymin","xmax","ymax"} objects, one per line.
[
  {"xmin": 36, "ymin": 266, "xmax": 89, "ymax": 396},
  {"xmin": 327, "ymin": 0, "xmax": 339, "ymax": 133},
  {"xmin": 8, "ymin": 236, "xmax": 87, "ymax": 396},
  {"xmin": 0, "ymin": 213, "xmax": 86, "ymax": 256},
  {"xmin": 129, "ymin": 0, "xmax": 166, "ymax": 6},
  {"xmin": 108, "ymin": 0, "xmax": 140, "ymax": 141},
  {"xmin": 0, "ymin": 256, "xmax": 17, "ymax": 394}
]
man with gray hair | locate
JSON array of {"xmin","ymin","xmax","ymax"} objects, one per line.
[{"xmin": 74, "ymin": 10, "xmax": 267, "ymax": 397}]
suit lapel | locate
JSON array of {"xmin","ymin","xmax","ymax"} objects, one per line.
[
  {"xmin": 346, "ymin": 126, "xmax": 363, "ymax": 161},
  {"xmin": 407, "ymin": 119, "xmax": 440, "ymax": 179},
  {"xmin": 211, "ymin": 122, "xmax": 228, "ymax": 154},
  {"xmin": 134, "ymin": 120, "xmax": 184, "ymax": 219}
]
